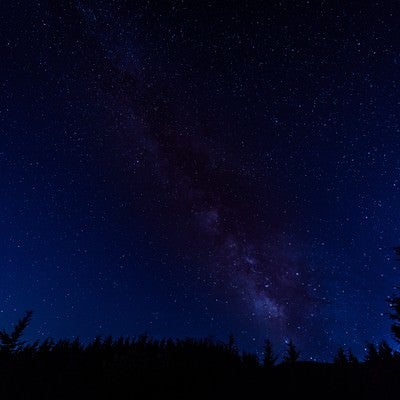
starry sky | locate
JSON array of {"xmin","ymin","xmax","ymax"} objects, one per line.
[{"xmin": 1, "ymin": 1, "xmax": 399, "ymax": 361}]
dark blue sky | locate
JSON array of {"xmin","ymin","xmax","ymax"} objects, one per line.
[{"xmin": 1, "ymin": 1, "xmax": 399, "ymax": 361}]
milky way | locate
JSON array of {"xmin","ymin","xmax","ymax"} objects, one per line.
[{"xmin": 87, "ymin": 35, "xmax": 323, "ymax": 343}]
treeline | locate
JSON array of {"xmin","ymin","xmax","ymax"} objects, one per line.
[
  {"xmin": 0, "ymin": 248, "xmax": 399, "ymax": 398},
  {"xmin": 0, "ymin": 312, "xmax": 400, "ymax": 398}
]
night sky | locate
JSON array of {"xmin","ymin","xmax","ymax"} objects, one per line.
[{"xmin": 1, "ymin": 1, "xmax": 399, "ymax": 361}]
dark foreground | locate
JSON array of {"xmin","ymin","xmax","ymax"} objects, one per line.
[{"xmin": 1, "ymin": 337, "xmax": 399, "ymax": 399}]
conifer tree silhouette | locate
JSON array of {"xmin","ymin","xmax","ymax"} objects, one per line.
[
  {"xmin": 388, "ymin": 247, "xmax": 400, "ymax": 342},
  {"xmin": 0, "ymin": 310, "xmax": 33, "ymax": 353},
  {"xmin": 377, "ymin": 340, "xmax": 393, "ymax": 362},
  {"xmin": 347, "ymin": 349, "xmax": 358, "ymax": 365},
  {"xmin": 283, "ymin": 340, "xmax": 300, "ymax": 365},
  {"xmin": 263, "ymin": 339, "xmax": 278, "ymax": 368},
  {"xmin": 364, "ymin": 342, "xmax": 379, "ymax": 364},
  {"xmin": 333, "ymin": 346, "xmax": 348, "ymax": 366},
  {"xmin": 227, "ymin": 334, "xmax": 238, "ymax": 356}
]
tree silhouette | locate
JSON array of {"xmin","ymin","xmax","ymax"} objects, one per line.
[
  {"xmin": 333, "ymin": 346, "xmax": 348, "ymax": 366},
  {"xmin": 0, "ymin": 310, "xmax": 33, "ymax": 353},
  {"xmin": 0, "ymin": 306, "xmax": 398, "ymax": 397},
  {"xmin": 377, "ymin": 340, "xmax": 393, "ymax": 362},
  {"xmin": 227, "ymin": 333, "xmax": 239, "ymax": 356},
  {"xmin": 283, "ymin": 340, "xmax": 300, "ymax": 365},
  {"xmin": 347, "ymin": 349, "xmax": 358, "ymax": 365},
  {"xmin": 364, "ymin": 342, "xmax": 379, "ymax": 364},
  {"xmin": 388, "ymin": 247, "xmax": 400, "ymax": 342},
  {"xmin": 262, "ymin": 339, "xmax": 278, "ymax": 368}
]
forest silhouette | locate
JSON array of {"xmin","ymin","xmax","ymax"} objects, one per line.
[{"xmin": 1, "ymin": 248, "xmax": 400, "ymax": 399}]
